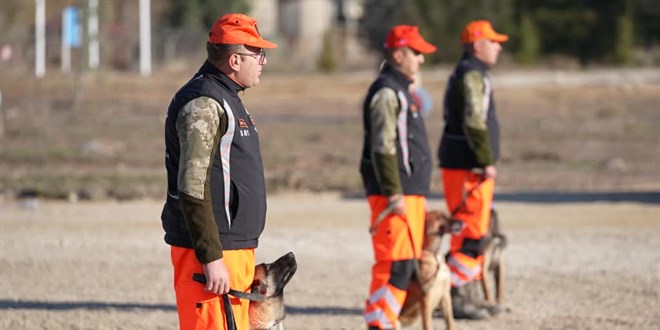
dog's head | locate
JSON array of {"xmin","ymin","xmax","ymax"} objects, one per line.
[
  {"xmin": 249, "ymin": 252, "xmax": 297, "ymax": 329},
  {"xmin": 425, "ymin": 210, "xmax": 464, "ymax": 236},
  {"xmin": 253, "ymin": 251, "xmax": 297, "ymax": 298}
]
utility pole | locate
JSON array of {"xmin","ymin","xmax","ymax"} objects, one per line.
[
  {"xmin": 139, "ymin": 0, "xmax": 151, "ymax": 77},
  {"xmin": 88, "ymin": 0, "xmax": 100, "ymax": 69},
  {"xmin": 35, "ymin": 0, "xmax": 45, "ymax": 78}
]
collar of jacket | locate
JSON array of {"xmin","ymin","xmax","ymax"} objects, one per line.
[
  {"xmin": 197, "ymin": 60, "xmax": 246, "ymax": 95},
  {"xmin": 380, "ymin": 61, "xmax": 413, "ymax": 88},
  {"xmin": 461, "ymin": 52, "xmax": 489, "ymax": 72}
]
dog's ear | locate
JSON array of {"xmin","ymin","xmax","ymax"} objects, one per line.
[
  {"xmin": 447, "ymin": 219, "xmax": 464, "ymax": 234},
  {"xmin": 434, "ymin": 210, "xmax": 465, "ymax": 234}
]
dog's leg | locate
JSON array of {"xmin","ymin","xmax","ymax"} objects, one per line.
[
  {"xmin": 481, "ymin": 253, "xmax": 495, "ymax": 304},
  {"xmin": 495, "ymin": 258, "xmax": 504, "ymax": 304},
  {"xmin": 420, "ymin": 289, "xmax": 432, "ymax": 330},
  {"xmin": 440, "ymin": 285, "xmax": 454, "ymax": 330}
]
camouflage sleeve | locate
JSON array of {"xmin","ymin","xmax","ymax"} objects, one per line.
[
  {"xmin": 176, "ymin": 96, "xmax": 226, "ymax": 263},
  {"xmin": 461, "ymin": 70, "xmax": 493, "ymax": 166},
  {"xmin": 369, "ymin": 87, "xmax": 402, "ymax": 196}
]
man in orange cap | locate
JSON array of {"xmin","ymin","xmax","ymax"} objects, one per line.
[
  {"xmin": 161, "ymin": 13, "xmax": 277, "ymax": 330},
  {"xmin": 360, "ymin": 24, "xmax": 436, "ymax": 329},
  {"xmin": 437, "ymin": 19, "xmax": 508, "ymax": 319}
]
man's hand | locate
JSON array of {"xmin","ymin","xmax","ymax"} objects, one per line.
[
  {"xmin": 484, "ymin": 165, "xmax": 497, "ymax": 179},
  {"xmin": 202, "ymin": 258, "xmax": 230, "ymax": 295},
  {"xmin": 389, "ymin": 194, "xmax": 406, "ymax": 215}
]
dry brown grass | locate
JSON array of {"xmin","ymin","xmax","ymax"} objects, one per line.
[{"xmin": 1, "ymin": 67, "xmax": 659, "ymax": 200}]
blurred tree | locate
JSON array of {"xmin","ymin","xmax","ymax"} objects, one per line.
[
  {"xmin": 318, "ymin": 28, "xmax": 339, "ymax": 72},
  {"xmin": 634, "ymin": 0, "xmax": 660, "ymax": 48},
  {"xmin": 360, "ymin": 0, "xmax": 660, "ymax": 66},
  {"xmin": 361, "ymin": 0, "xmax": 405, "ymax": 56},
  {"xmin": 516, "ymin": 13, "xmax": 540, "ymax": 65},
  {"xmin": 166, "ymin": 0, "xmax": 251, "ymax": 33},
  {"xmin": 521, "ymin": 0, "xmax": 642, "ymax": 66},
  {"xmin": 614, "ymin": 1, "xmax": 635, "ymax": 65},
  {"xmin": 361, "ymin": 0, "xmax": 515, "ymax": 64},
  {"xmin": 0, "ymin": 0, "xmax": 33, "ymax": 43}
]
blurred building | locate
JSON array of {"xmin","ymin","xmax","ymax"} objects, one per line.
[
  {"xmin": 251, "ymin": 0, "xmax": 372, "ymax": 72},
  {"xmin": 0, "ymin": 0, "xmax": 374, "ymax": 75}
]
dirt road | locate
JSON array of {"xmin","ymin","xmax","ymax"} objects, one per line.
[{"xmin": 1, "ymin": 193, "xmax": 658, "ymax": 329}]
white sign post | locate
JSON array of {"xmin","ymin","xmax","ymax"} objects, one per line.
[
  {"xmin": 62, "ymin": 6, "xmax": 81, "ymax": 74},
  {"xmin": 88, "ymin": 0, "xmax": 100, "ymax": 69},
  {"xmin": 139, "ymin": 0, "xmax": 151, "ymax": 77},
  {"xmin": 35, "ymin": 0, "xmax": 45, "ymax": 78},
  {"xmin": 61, "ymin": 8, "xmax": 71, "ymax": 73}
]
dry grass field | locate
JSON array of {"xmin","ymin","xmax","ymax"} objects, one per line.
[
  {"xmin": 1, "ymin": 66, "xmax": 659, "ymax": 198},
  {"xmin": 1, "ymin": 66, "xmax": 659, "ymax": 329}
]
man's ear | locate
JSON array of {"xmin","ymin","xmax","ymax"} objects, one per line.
[
  {"xmin": 228, "ymin": 53, "xmax": 241, "ymax": 71},
  {"xmin": 392, "ymin": 48, "xmax": 405, "ymax": 65}
]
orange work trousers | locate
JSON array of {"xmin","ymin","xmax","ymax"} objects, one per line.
[
  {"xmin": 441, "ymin": 168, "xmax": 494, "ymax": 286},
  {"xmin": 171, "ymin": 246, "xmax": 255, "ymax": 330},
  {"xmin": 364, "ymin": 195, "xmax": 425, "ymax": 329}
]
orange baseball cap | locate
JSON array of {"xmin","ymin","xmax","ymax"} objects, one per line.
[
  {"xmin": 385, "ymin": 25, "xmax": 437, "ymax": 54},
  {"xmin": 208, "ymin": 13, "xmax": 278, "ymax": 49},
  {"xmin": 460, "ymin": 20, "xmax": 509, "ymax": 44}
]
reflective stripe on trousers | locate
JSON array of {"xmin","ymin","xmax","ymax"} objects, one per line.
[
  {"xmin": 364, "ymin": 195, "xmax": 425, "ymax": 328},
  {"xmin": 441, "ymin": 168, "xmax": 494, "ymax": 287},
  {"xmin": 364, "ymin": 284, "xmax": 403, "ymax": 329},
  {"xmin": 447, "ymin": 251, "xmax": 483, "ymax": 287}
]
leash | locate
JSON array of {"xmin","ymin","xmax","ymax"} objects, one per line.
[
  {"xmin": 449, "ymin": 170, "xmax": 487, "ymax": 217},
  {"xmin": 192, "ymin": 273, "xmax": 265, "ymax": 301},
  {"xmin": 368, "ymin": 197, "xmax": 400, "ymax": 235},
  {"xmin": 192, "ymin": 273, "xmax": 265, "ymax": 330},
  {"xmin": 223, "ymin": 294, "xmax": 237, "ymax": 330}
]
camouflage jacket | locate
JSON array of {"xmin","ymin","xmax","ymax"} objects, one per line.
[
  {"xmin": 162, "ymin": 61, "xmax": 266, "ymax": 263},
  {"xmin": 438, "ymin": 53, "xmax": 500, "ymax": 169},
  {"xmin": 360, "ymin": 62, "xmax": 432, "ymax": 197}
]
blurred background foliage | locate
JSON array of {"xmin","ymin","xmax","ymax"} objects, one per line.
[
  {"xmin": 362, "ymin": 0, "xmax": 660, "ymax": 66},
  {"xmin": 166, "ymin": 0, "xmax": 251, "ymax": 36},
  {"xmin": 0, "ymin": 0, "xmax": 659, "ymax": 72}
]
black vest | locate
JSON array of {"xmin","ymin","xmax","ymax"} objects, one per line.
[
  {"xmin": 161, "ymin": 61, "xmax": 266, "ymax": 251},
  {"xmin": 438, "ymin": 54, "xmax": 500, "ymax": 168},
  {"xmin": 360, "ymin": 63, "xmax": 432, "ymax": 196}
]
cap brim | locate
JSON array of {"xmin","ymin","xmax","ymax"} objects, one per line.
[
  {"xmin": 409, "ymin": 40, "xmax": 437, "ymax": 54},
  {"xmin": 245, "ymin": 39, "xmax": 278, "ymax": 49},
  {"xmin": 488, "ymin": 33, "xmax": 509, "ymax": 43}
]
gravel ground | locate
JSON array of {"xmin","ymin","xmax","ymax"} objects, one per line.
[{"xmin": 1, "ymin": 193, "xmax": 658, "ymax": 329}]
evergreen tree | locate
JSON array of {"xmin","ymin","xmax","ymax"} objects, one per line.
[
  {"xmin": 516, "ymin": 13, "xmax": 540, "ymax": 65},
  {"xmin": 167, "ymin": 0, "xmax": 251, "ymax": 33},
  {"xmin": 614, "ymin": 11, "xmax": 635, "ymax": 65}
]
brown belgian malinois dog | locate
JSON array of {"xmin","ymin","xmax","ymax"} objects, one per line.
[{"xmin": 398, "ymin": 210, "xmax": 463, "ymax": 330}]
